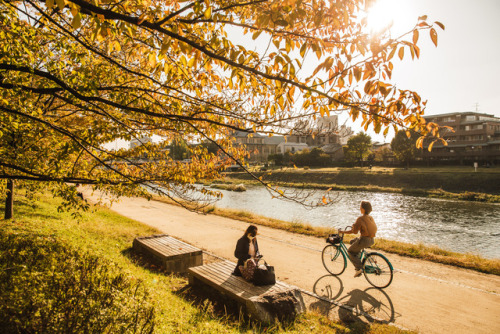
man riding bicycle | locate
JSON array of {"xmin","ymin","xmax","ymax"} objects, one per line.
[{"xmin": 340, "ymin": 201, "xmax": 377, "ymax": 277}]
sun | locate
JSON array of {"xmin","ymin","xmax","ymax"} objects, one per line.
[{"xmin": 364, "ymin": 0, "xmax": 414, "ymax": 36}]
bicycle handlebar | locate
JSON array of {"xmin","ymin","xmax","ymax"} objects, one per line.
[{"xmin": 338, "ymin": 226, "xmax": 352, "ymax": 234}]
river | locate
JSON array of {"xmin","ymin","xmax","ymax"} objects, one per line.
[{"xmin": 212, "ymin": 186, "xmax": 500, "ymax": 259}]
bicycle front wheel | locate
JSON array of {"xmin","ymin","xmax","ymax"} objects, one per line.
[
  {"xmin": 322, "ymin": 245, "xmax": 347, "ymax": 275},
  {"xmin": 363, "ymin": 253, "xmax": 393, "ymax": 289}
]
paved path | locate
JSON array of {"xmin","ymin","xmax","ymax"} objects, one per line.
[{"xmin": 84, "ymin": 190, "xmax": 500, "ymax": 333}]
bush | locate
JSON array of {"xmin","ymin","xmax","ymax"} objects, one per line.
[{"xmin": 0, "ymin": 230, "xmax": 155, "ymax": 334}]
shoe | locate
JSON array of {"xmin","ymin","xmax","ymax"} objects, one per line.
[{"xmin": 354, "ymin": 269, "xmax": 363, "ymax": 277}]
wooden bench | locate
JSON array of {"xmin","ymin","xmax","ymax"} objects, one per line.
[
  {"xmin": 133, "ymin": 235, "xmax": 203, "ymax": 273},
  {"xmin": 188, "ymin": 260, "xmax": 305, "ymax": 323}
]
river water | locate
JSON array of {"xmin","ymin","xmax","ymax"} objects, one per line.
[{"xmin": 212, "ymin": 186, "xmax": 500, "ymax": 259}]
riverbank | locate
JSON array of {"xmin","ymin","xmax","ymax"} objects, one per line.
[
  {"xmin": 154, "ymin": 195, "xmax": 500, "ymax": 276},
  {"xmin": 1, "ymin": 193, "xmax": 403, "ymax": 333},
  {"xmin": 83, "ymin": 190, "xmax": 500, "ymax": 334},
  {"xmin": 224, "ymin": 166, "xmax": 500, "ymax": 203}
]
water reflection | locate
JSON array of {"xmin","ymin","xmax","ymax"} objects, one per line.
[{"xmin": 214, "ymin": 186, "xmax": 500, "ymax": 258}]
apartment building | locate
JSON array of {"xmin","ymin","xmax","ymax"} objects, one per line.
[
  {"xmin": 422, "ymin": 112, "xmax": 500, "ymax": 165},
  {"xmin": 231, "ymin": 131, "xmax": 285, "ymax": 163}
]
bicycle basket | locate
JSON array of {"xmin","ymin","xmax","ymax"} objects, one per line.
[{"xmin": 326, "ymin": 234, "xmax": 342, "ymax": 245}]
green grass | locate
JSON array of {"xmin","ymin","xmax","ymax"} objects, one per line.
[{"xmin": 0, "ymin": 192, "xmax": 412, "ymax": 333}]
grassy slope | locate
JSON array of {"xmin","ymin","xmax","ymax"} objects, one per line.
[
  {"xmin": 0, "ymin": 192, "xmax": 411, "ymax": 334},
  {"xmin": 226, "ymin": 166, "xmax": 500, "ymax": 202}
]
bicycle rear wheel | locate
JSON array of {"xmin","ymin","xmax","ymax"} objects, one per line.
[
  {"xmin": 322, "ymin": 245, "xmax": 347, "ymax": 275},
  {"xmin": 363, "ymin": 253, "xmax": 393, "ymax": 288}
]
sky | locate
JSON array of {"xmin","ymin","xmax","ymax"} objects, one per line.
[
  {"xmin": 108, "ymin": 0, "xmax": 500, "ymax": 149},
  {"xmin": 354, "ymin": 0, "xmax": 500, "ymax": 142}
]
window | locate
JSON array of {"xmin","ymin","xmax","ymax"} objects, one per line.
[
  {"xmin": 443, "ymin": 116, "xmax": 454, "ymax": 122},
  {"xmin": 465, "ymin": 115, "xmax": 476, "ymax": 121}
]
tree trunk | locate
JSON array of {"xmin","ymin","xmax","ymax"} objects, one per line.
[{"xmin": 4, "ymin": 179, "xmax": 14, "ymax": 219}]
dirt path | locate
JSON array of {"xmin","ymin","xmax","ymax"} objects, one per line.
[{"xmin": 83, "ymin": 190, "xmax": 500, "ymax": 333}]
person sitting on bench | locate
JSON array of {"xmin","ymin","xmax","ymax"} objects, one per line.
[{"xmin": 232, "ymin": 225, "xmax": 261, "ymax": 276}]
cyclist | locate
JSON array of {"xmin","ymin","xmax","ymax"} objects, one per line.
[{"xmin": 341, "ymin": 201, "xmax": 377, "ymax": 277}]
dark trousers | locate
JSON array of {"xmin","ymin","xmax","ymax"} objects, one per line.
[{"xmin": 348, "ymin": 236, "xmax": 374, "ymax": 270}]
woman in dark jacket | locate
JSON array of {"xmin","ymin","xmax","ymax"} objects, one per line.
[{"xmin": 232, "ymin": 225, "xmax": 261, "ymax": 276}]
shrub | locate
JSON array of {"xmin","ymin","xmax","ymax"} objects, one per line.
[{"xmin": 0, "ymin": 230, "xmax": 155, "ymax": 334}]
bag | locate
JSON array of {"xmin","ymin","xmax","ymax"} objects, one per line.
[
  {"xmin": 252, "ymin": 261, "xmax": 276, "ymax": 286},
  {"xmin": 239, "ymin": 258, "xmax": 256, "ymax": 281},
  {"xmin": 326, "ymin": 234, "xmax": 342, "ymax": 245}
]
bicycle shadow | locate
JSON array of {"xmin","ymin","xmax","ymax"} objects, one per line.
[{"xmin": 309, "ymin": 275, "xmax": 398, "ymax": 325}]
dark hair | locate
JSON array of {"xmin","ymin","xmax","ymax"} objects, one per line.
[
  {"xmin": 244, "ymin": 225, "xmax": 258, "ymax": 237},
  {"xmin": 361, "ymin": 201, "xmax": 372, "ymax": 215}
]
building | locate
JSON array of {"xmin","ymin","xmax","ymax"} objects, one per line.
[
  {"xmin": 276, "ymin": 142, "xmax": 309, "ymax": 154},
  {"xmin": 231, "ymin": 131, "xmax": 285, "ymax": 163},
  {"xmin": 230, "ymin": 116, "xmax": 354, "ymax": 163},
  {"xmin": 422, "ymin": 112, "xmax": 500, "ymax": 165},
  {"xmin": 288, "ymin": 115, "xmax": 353, "ymax": 149},
  {"xmin": 129, "ymin": 136, "xmax": 152, "ymax": 149}
]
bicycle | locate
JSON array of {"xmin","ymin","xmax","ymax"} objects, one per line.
[{"xmin": 322, "ymin": 226, "xmax": 394, "ymax": 289}]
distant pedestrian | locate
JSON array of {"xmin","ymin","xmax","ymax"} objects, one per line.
[
  {"xmin": 232, "ymin": 225, "xmax": 261, "ymax": 277},
  {"xmin": 341, "ymin": 201, "xmax": 377, "ymax": 277}
]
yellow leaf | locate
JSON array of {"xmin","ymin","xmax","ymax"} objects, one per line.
[
  {"xmin": 204, "ymin": 7, "xmax": 212, "ymax": 19},
  {"xmin": 46, "ymin": 0, "xmax": 54, "ymax": 9},
  {"xmin": 72, "ymin": 13, "xmax": 82, "ymax": 29},
  {"xmin": 55, "ymin": 0, "xmax": 65, "ymax": 10},
  {"xmin": 388, "ymin": 46, "xmax": 397, "ymax": 60},
  {"xmin": 428, "ymin": 141, "xmax": 435, "ymax": 152},
  {"xmin": 322, "ymin": 196, "xmax": 328, "ymax": 205},
  {"xmin": 252, "ymin": 31, "xmax": 262, "ymax": 40},
  {"xmin": 398, "ymin": 47, "xmax": 404, "ymax": 60},
  {"xmin": 413, "ymin": 30, "xmax": 419, "ymax": 45},
  {"xmin": 300, "ymin": 43, "xmax": 307, "ymax": 58},
  {"xmin": 430, "ymin": 28, "xmax": 438, "ymax": 47},
  {"xmin": 416, "ymin": 136, "xmax": 424, "ymax": 149},
  {"xmin": 435, "ymin": 21, "xmax": 445, "ymax": 30},
  {"xmin": 338, "ymin": 77, "xmax": 344, "ymax": 89}
]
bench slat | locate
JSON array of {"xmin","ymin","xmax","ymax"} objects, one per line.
[
  {"xmin": 196, "ymin": 262, "xmax": 273, "ymax": 296},
  {"xmin": 133, "ymin": 235, "xmax": 203, "ymax": 273},
  {"xmin": 189, "ymin": 261, "xmax": 292, "ymax": 300}
]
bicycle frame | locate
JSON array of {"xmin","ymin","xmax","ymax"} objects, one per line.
[
  {"xmin": 324, "ymin": 228, "xmax": 394, "ymax": 288},
  {"xmin": 331, "ymin": 239, "xmax": 366, "ymax": 266}
]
